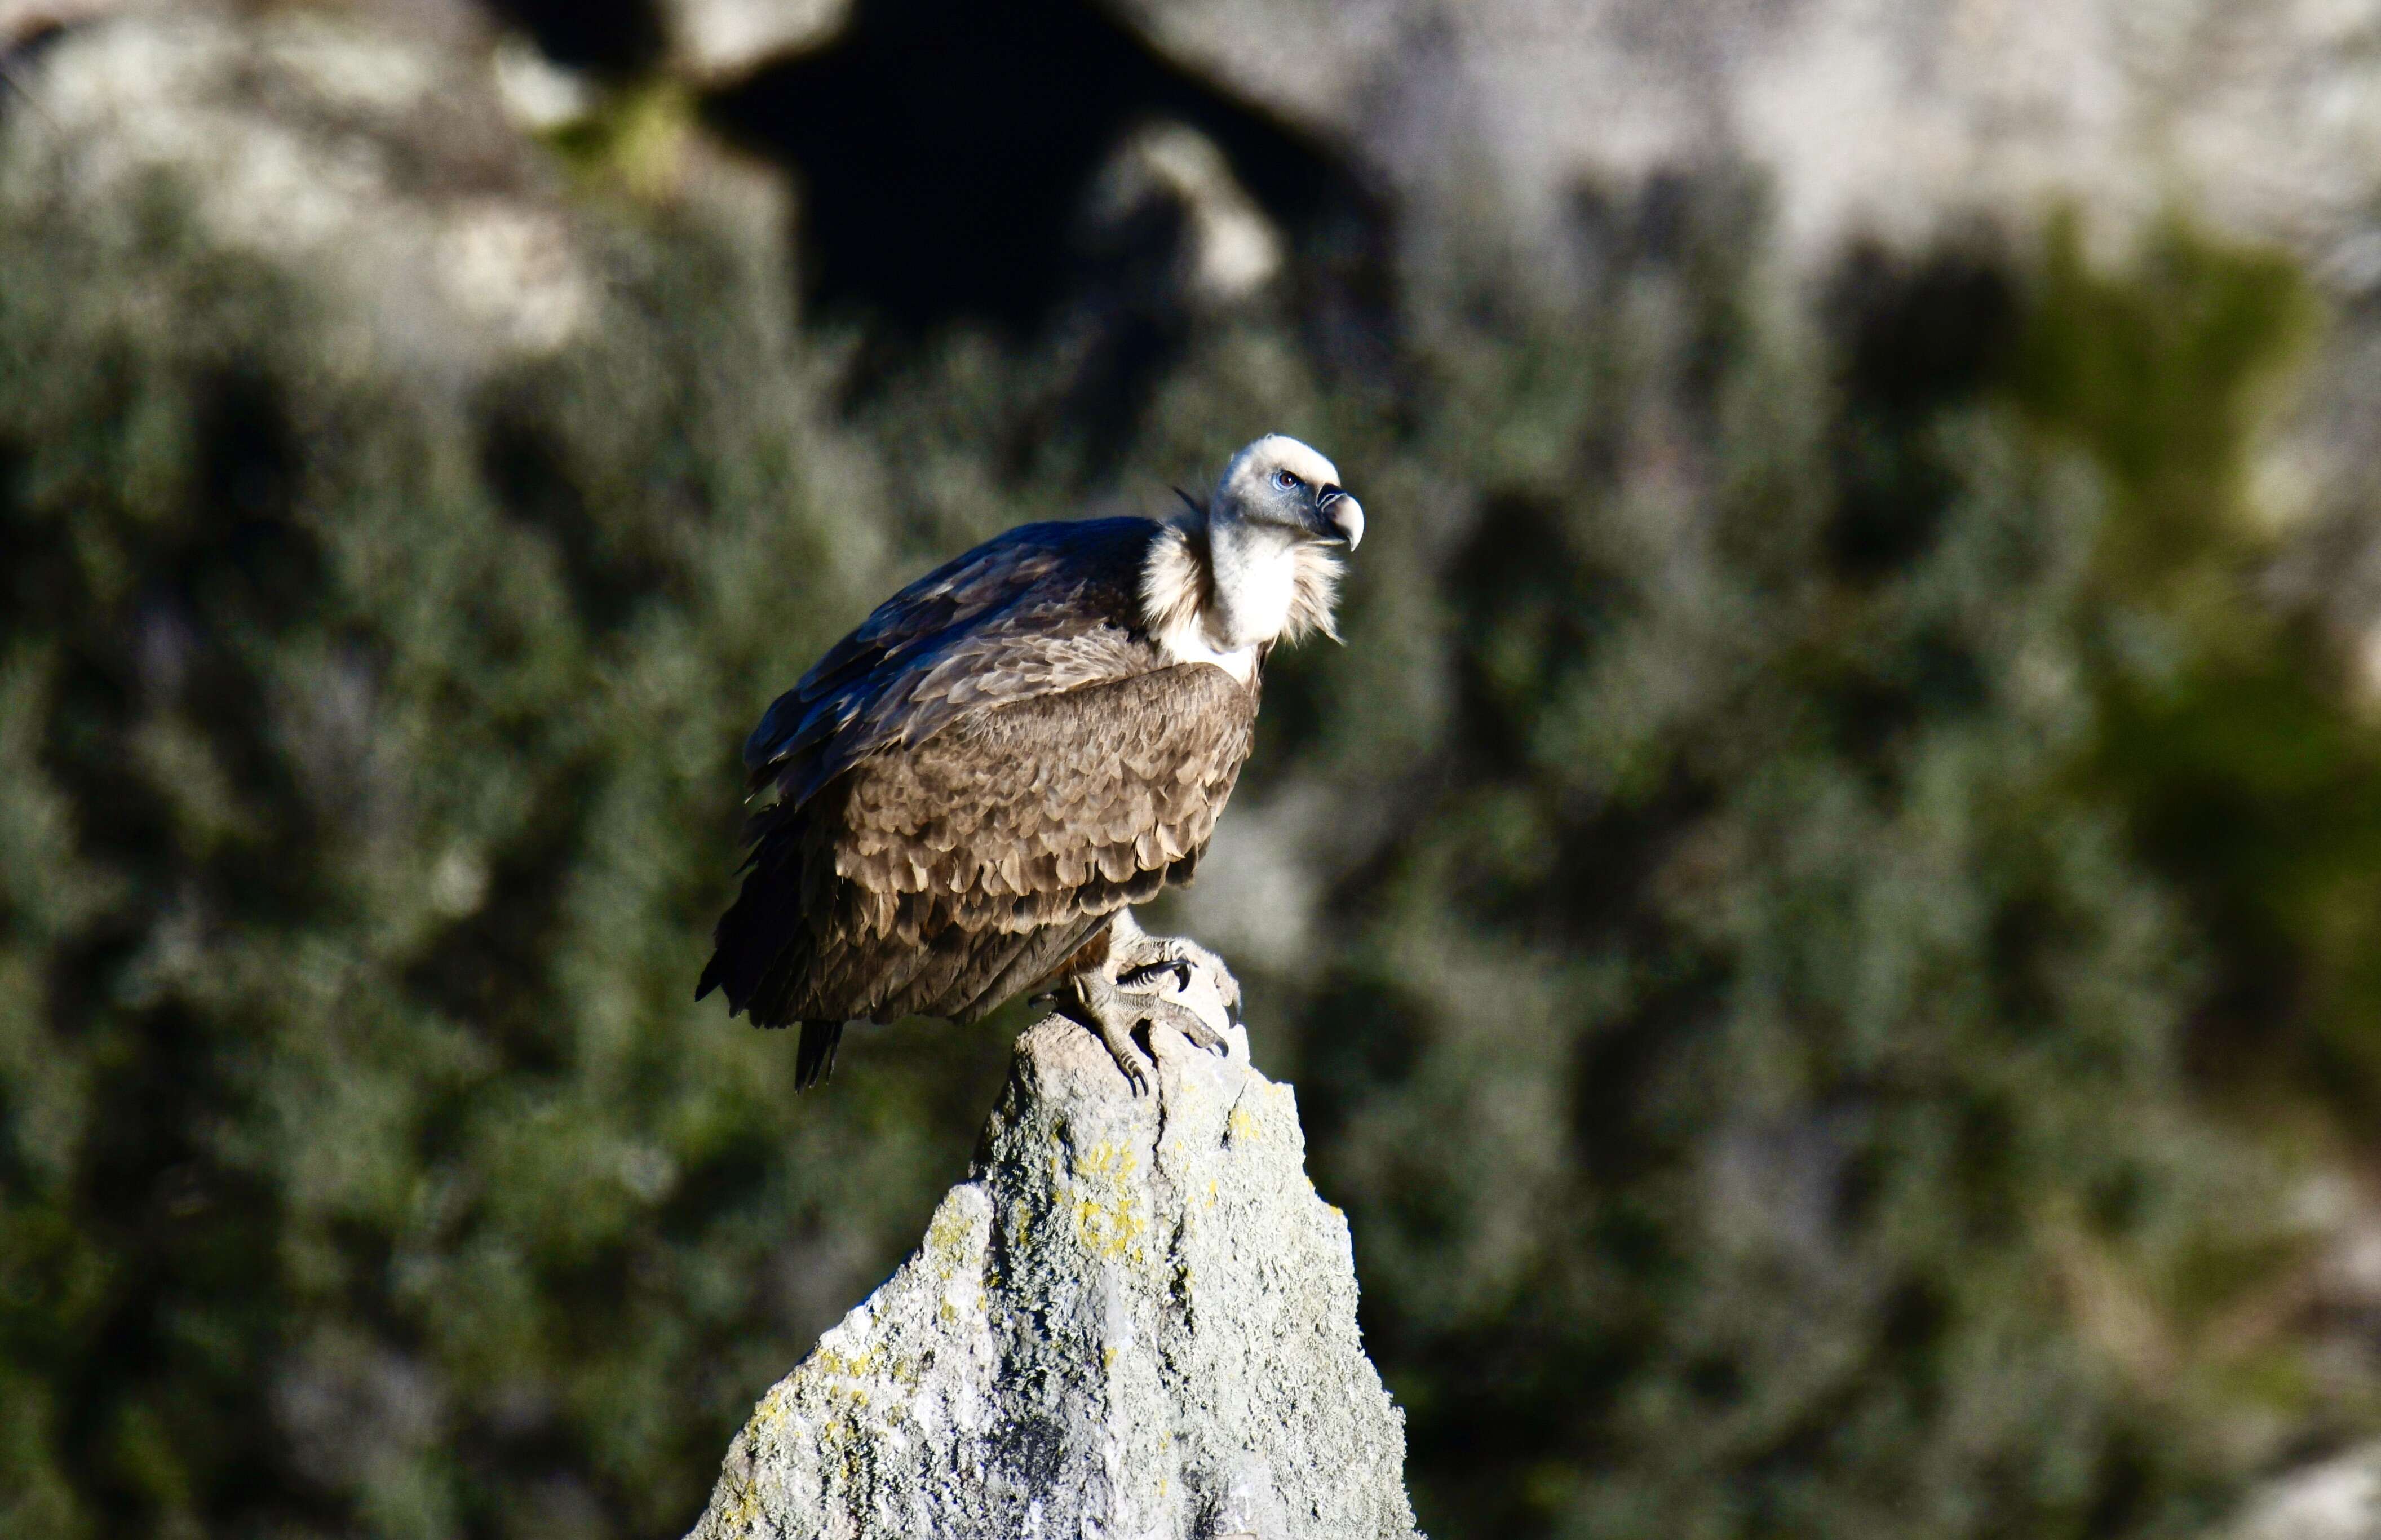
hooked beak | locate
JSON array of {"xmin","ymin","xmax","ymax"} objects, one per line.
[{"xmin": 1312, "ymin": 485, "xmax": 1364, "ymax": 551}]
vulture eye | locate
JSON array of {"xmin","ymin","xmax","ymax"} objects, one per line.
[{"xmin": 1272, "ymin": 468, "xmax": 1302, "ymax": 491}]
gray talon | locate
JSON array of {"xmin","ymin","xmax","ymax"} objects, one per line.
[
  {"xmin": 1130, "ymin": 992, "xmax": 1227, "ymax": 1056},
  {"xmin": 1167, "ymin": 1002, "xmax": 1231, "ymax": 1057},
  {"xmin": 1108, "ymin": 914, "xmax": 1242, "ymax": 1017},
  {"xmin": 1057, "ymin": 911, "xmax": 1245, "ymax": 1091},
  {"xmin": 1119, "ymin": 959, "xmax": 1196, "ymax": 995},
  {"xmin": 1063, "ymin": 971, "xmax": 1159, "ymax": 1095}
]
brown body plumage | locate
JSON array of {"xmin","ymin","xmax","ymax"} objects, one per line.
[{"xmin": 699, "ymin": 435, "xmax": 1362, "ymax": 1090}]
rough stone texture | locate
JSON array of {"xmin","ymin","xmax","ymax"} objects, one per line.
[{"xmin": 684, "ymin": 1003, "xmax": 1420, "ymax": 1540}]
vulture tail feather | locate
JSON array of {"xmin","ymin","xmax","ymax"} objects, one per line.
[
  {"xmin": 795, "ymin": 1020, "xmax": 843, "ymax": 1089},
  {"xmin": 699, "ymin": 819, "xmax": 809, "ymax": 1024}
]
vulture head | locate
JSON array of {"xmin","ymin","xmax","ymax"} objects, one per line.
[
  {"xmin": 1148, "ymin": 433, "xmax": 1363, "ymax": 663},
  {"xmin": 1212, "ymin": 433, "xmax": 1365, "ymax": 552}
]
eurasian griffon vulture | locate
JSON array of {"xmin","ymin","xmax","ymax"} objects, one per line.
[{"xmin": 698, "ymin": 435, "xmax": 1362, "ymax": 1092}]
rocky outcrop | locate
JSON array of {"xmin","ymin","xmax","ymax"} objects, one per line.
[
  {"xmin": 1098, "ymin": 0, "xmax": 2381, "ymax": 278},
  {"xmin": 684, "ymin": 1006, "xmax": 1420, "ymax": 1540},
  {"xmin": 2, "ymin": 9, "xmax": 793, "ymax": 382},
  {"xmin": 4, "ymin": 12, "xmax": 595, "ymax": 366}
]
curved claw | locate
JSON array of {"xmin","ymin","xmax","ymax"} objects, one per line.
[
  {"xmin": 1113, "ymin": 932, "xmax": 1242, "ymax": 1017},
  {"xmin": 1109, "ymin": 1038, "xmax": 1153, "ymax": 1097},
  {"xmin": 1118, "ymin": 959, "xmax": 1195, "ymax": 995},
  {"xmin": 1138, "ymin": 994, "xmax": 1229, "ymax": 1057}
]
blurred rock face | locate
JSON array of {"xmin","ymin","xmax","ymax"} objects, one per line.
[
  {"xmin": 1103, "ymin": 0, "xmax": 2381, "ymax": 279},
  {"xmin": 1095, "ymin": 0, "xmax": 2381, "ymax": 621},
  {"xmin": 101, "ymin": 0, "xmax": 2356, "ymax": 344},
  {"xmin": 694, "ymin": 0, "xmax": 1363, "ymax": 336},
  {"xmin": 7, "ymin": 12, "xmax": 594, "ymax": 370},
  {"xmin": 660, "ymin": 0, "xmax": 846, "ymax": 80},
  {"xmin": 1084, "ymin": 120, "xmax": 1282, "ymax": 307},
  {"xmin": 1090, "ymin": 0, "xmax": 2381, "ymax": 685},
  {"xmin": 2233, "ymin": 1444, "xmax": 2381, "ymax": 1540}
]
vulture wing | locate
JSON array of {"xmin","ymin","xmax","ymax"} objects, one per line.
[
  {"xmin": 790, "ymin": 662, "xmax": 1256, "ymax": 1025},
  {"xmin": 702, "ymin": 515, "xmax": 1260, "ymax": 1045},
  {"xmin": 743, "ymin": 517, "xmax": 1165, "ymax": 809}
]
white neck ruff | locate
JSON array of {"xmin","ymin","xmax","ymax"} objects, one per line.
[{"xmin": 1139, "ymin": 514, "xmax": 1341, "ymax": 684}]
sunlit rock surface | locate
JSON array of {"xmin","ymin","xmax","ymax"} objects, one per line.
[
  {"xmin": 4, "ymin": 13, "xmax": 597, "ymax": 365},
  {"xmin": 661, "ymin": 0, "xmax": 850, "ymax": 80},
  {"xmin": 684, "ymin": 1009, "xmax": 1420, "ymax": 1540},
  {"xmin": 2233, "ymin": 1441, "xmax": 2381, "ymax": 1540}
]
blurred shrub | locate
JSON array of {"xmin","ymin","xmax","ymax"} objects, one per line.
[
  {"xmin": 2012, "ymin": 218, "xmax": 2381, "ymax": 1112},
  {"xmin": 1260, "ymin": 189, "xmax": 2325, "ymax": 1538},
  {"xmin": 0, "ymin": 178, "xmax": 1032, "ymax": 1538}
]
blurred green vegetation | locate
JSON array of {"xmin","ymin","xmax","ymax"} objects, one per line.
[
  {"xmin": 1269, "ymin": 188, "xmax": 2289, "ymax": 1538},
  {"xmin": 0, "ymin": 184, "xmax": 1023, "ymax": 1537},
  {"xmin": 2015, "ymin": 217, "xmax": 2381, "ymax": 1114},
  {"xmin": 1, "ymin": 92, "xmax": 2377, "ymax": 1540}
]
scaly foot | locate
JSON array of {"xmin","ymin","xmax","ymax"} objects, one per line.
[
  {"xmin": 1058, "ymin": 968, "xmax": 1229, "ymax": 1096},
  {"xmin": 1108, "ymin": 921, "xmax": 1243, "ymax": 1016}
]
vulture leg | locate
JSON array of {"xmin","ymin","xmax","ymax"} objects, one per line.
[
  {"xmin": 1106, "ymin": 910, "xmax": 1243, "ymax": 1015},
  {"xmin": 1060, "ymin": 961, "xmax": 1229, "ymax": 1097}
]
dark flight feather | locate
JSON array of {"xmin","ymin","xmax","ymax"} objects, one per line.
[{"xmin": 794, "ymin": 1021, "xmax": 842, "ymax": 1089}]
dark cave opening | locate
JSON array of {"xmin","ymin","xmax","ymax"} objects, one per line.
[{"xmin": 700, "ymin": 0, "xmax": 1382, "ymax": 337}]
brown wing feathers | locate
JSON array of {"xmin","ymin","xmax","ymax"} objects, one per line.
[
  {"xmin": 831, "ymin": 667, "xmax": 1252, "ymax": 943},
  {"xmin": 739, "ymin": 520, "xmax": 1161, "ymax": 807},
  {"xmin": 750, "ymin": 665, "xmax": 1254, "ymax": 1026},
  {"xmin": 697, "ymin": 517, "xmax": 1261, "ymax": 1079}
]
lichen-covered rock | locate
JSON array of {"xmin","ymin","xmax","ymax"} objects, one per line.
[{"xmin": 684, "ymin": 1012, "xmax": 1421, "ymax": 1540}]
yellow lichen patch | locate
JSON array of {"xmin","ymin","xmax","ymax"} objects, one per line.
[
  {"xmin": 924, "ymin": 1196, "xmax": 983, "ymax": 1280},
  {"xmin": 812, "ymin": 1405, "xmax": 871, "ymax": 1494},
  {"xmin": 715, "ymin": 1474, "xmax": 762, "ymax": 1534},
  {"xmin": 1065, "ymin": 1140, "xmax": 1148, "ymax": 1262},
  {"xmin": 742, "ymin": 1380, "xmax": 795, "ymax": 1444},
  {"xmin": 798, "ymin": 1339, "xmax": 888, "ymax": 1400}
]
